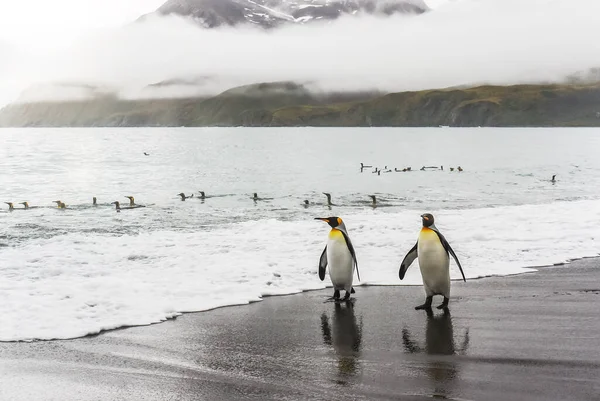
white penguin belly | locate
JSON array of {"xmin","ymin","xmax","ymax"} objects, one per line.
[
  {"xmin": 327, "ymin": 232, "xmax": 354, "ymax": 292},
  {"xmin": 417, "ymin": 229, "xmax": 450, "ymax": 297}
]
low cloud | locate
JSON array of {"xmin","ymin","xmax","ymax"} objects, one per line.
[{"xmin": 2, "ymin": 0, "xmax": 600, "ymax": 106}]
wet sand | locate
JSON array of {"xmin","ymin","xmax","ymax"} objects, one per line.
[{"xmin": 1, "ymin": 258, "xmax": 599, "ymax": 401}]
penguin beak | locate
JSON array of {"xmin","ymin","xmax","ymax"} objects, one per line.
[
  {"xmin": 421, "ymin": 215, "xmax": 429, "ymax": 221},
  {"xmin": 315, "ymin": 217, "xmax": 329, "ymax": 223}
]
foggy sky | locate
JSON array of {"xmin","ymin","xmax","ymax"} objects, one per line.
[{"xmin": 1, "ymin": 0, "xmax": 600, "ymax": 107}]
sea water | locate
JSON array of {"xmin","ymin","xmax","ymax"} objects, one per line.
[{"xmin": 1, "ymin": 127, "xmax": 599, "ymax": 341}]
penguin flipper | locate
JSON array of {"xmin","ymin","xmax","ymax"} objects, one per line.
[
  {"xmin": 319, "ymin": 245, "xmax": 328, "ymax": 281},
  {"xmin": 339, "ymin": 230, "xmax": 360, "ymax": 281},
  {"xmin": 432, "ymin": 229, "xmax": 466, "ymax": 282},
  {"xmin": 399, "ymin": 242, "xmax": 418, "ymax": 280}
]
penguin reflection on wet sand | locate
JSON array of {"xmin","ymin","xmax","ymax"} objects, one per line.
[
  {"xmin": 399, "ymin": 213, "xmax": 465, "ymax": 310},
  {"xmin": 315, "ymin": 216, "xmax": 360, "ymax": 301},
  {"xmin": 321, "ymin": 301, "xmax": 363, "ymax": 378},
  {"xmin": 402, "ymin": 309, "xmax": 469, "ymax": 399}
]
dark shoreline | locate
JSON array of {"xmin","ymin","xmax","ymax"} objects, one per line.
[{"xmin": 1, "ymin": 258, "xmax": 599, "ymax": 400}]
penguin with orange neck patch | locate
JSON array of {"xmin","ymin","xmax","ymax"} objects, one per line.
[
  {"xmin": 399, "ymin": 213, "xmax": 465, "ymax": 310},
  {"xmin": 315, "ymin": 216, "xmax": 360, "ymax": 301}
]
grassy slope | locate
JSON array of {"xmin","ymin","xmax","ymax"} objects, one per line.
[{"xmin": 1, "ymin": 83, "xmax": 600, "ymax": 127}]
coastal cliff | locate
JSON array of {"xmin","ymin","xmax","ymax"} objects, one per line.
[{"xmin": 1, "ymin": 82, "xmax": 600, "ymax": 127}]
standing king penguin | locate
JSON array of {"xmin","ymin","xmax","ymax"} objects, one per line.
[
  {"xmin": 315, "ymin": 217, "xmax": 360, "ymax": 301},
  {"xmin": 399, "ymin": 213, "xmax": 466, "ymax": 310}
]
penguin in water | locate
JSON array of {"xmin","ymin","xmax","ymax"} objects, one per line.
[
  {"xmin": 198, "ymin": 191, "xmax": 206, "ymax": 199},
  {"xmin": 111, "ymin": 201, "xmax": 142, "ymax": 212},
  {"xmin": 124, "ymin": 196, "xmax": 145, "ymax": 208},
  {"xmin": 53, "ymin": 200, "xmax": 67, "ymax": 209},
  {"xmin": 177, "ymin": 193, "xmax": 193, "ymax": 201},
  {"xmin": 323, "ymin": 193, "xmax": 337, "ymax": 206},
  {"xmin": 368, "ymin": 195, "xmax": 377, "ymax": 208},
  {"xmin": 20, "ymin": 202, "xmax": 36, "ymax": 209},
  {"xmin": 303, "ymin": 199, "xmax": 310, "ymax": 208},
  {"xmin": 399, "ymin": 213, "xmax": 466, "ymax": 310},
  {"xmin": 551, "ymin": 174, "xmax": 556, "ymax": 183},
  {"xmin": 315, "ymin": 216, "xmax": 360, "ymax": 301},
  {"xmin": 93, "ymin": 197, "xmax": 97, "ymax": 206},
  {"xmin": 5, "ymin": 202, "xmax": 14, "ymax": 211}
]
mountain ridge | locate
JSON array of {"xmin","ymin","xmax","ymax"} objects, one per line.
[
  {"xmin": 2, "ymin": 82, "xmax": 600, "ymax": 127},
  {"xmin": 139, "ymin": 0, "xmax": 427, "ymax": 28}
]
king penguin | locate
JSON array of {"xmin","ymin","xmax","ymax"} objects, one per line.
[
  {"xmin": 399, "ymin": 213, "xmax": 465, "ymax": 310},
  {"xmin": 315, "ymin": 216, "xmax": 360, "ymax": 301}
]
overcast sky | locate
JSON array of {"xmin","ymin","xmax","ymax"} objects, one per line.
[{"xmin": 0, "ymin": 0, "xmax": 164, "ymax": 51}]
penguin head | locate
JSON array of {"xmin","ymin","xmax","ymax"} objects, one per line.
[
  {"xmin": 315, "ymin": 216, "xmax": 344, "ymax": 229},
  {"xmin": 421, "ymin": 213, "xmax": 435, "ymax": 227},
  {"xmin": 125, "ymin": 196, "xmax": 134, "ymax": 201},
  {"xmin": 93, "ymin": 197, "xmax": 97, "ymax": 205}
]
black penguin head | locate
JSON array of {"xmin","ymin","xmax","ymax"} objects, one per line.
[
  {"xmin": 177, "ymin": 193, "xmax": 185, "ymax": 197},
  {"xmin": 421, "ymin": 213, "xmax": 434, "ymax": 227},
  {"xmin": 315, "ymin": 216, "xmax": 343, "ymax": 228},
  {"xmin": 304, "ymin": 200, "xmax": 309, "ymax": 205}
]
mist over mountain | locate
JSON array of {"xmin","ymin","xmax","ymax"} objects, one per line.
[
  {"xmin": 141, "ymin": 0, "xmax": 427, "ymax": 29},
  {"xmin": 2, "ymin": 0, "xmax": 600, "ymax": 126}
]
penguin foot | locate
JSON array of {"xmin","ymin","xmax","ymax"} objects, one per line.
[
  {"xmin": 343, "ymin": 291, "xmax": 351, "ymax": 300},
  {"xmin": 437, "ymin": 297, "xmax": 449, "ymax": 310},
  {"xmin": 333, "ymin": 289, "xmax": 341, "ymax": 300},
  {"xmin": 415, "ymin": 296, "xmax": 433, "ymax": 310}
]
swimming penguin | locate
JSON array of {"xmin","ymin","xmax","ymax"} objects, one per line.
[
  {"xmin": 5, "ymin": 202, "xmax": 14, "ymax": 211},
  {"xmin": 143, "ymin": 152, "xmax": 150, "ymax": 156},
  {"xmin": 449, "ymin": 168, "xmax": 455, "ymax": 172},
  {"xmin": 368, "ymin": 195, "xmax": 377, "ymax": 207},
  {"xmin": 124, "ymin": 196, "xmax": 145, "ymax": 208},
  {"xmin": 20, "ymin": 202, "xmax": 31, "ymax": 209},
  {"xmin": 53, "ymin": 200, "xmax": 66, "ymax": 209},
  {"xmin": 198, "ymin": 191, "xmax": 206, "ymax": 199},
  {"xmin": 177, "ymin": 193, "xmax": 193, "ymax": 201},
  {"xmin": 551, "ymin": 174, "xmax": 556, "ymax": 183},
  {"xmin": 303, "ymin": 199, "xmax": 310, "ymax": 207},
  {"xmin": 323, "ymin": 193, "xmax": 337, "ymax": 206},
  {"xmin": 315, "ymin": 216, "xmax": 360, "ymax": 301},
  {"xmin": 111, "ymin": 201, "xmax": 141, "ymax": 212},
  {"xmin": 399, "ymin": 213, "xmax": 465, "ymax": 310},
  {"xmin": 93, "ymin": 197, "xmax": 97, "ymax": 206},
  {"xmin": 457, "ymin": 166, "xmax": 463, "ymax": 172}
]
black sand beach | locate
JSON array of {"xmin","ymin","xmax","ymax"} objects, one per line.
[{"xmin": 1, "ymin": 259, "xmax": 599, "ymax": 401}]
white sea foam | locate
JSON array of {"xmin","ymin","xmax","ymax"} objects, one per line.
[{"xmin": 1, "ymin": 199, "xmax": 599, "ymax": 342}]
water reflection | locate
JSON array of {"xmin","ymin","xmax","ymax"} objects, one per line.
[
  {"xmin": 321, "ymin": 301, "xmax": 363, "ymax": 382},
  {"xmin": 402, "ymin": 309, "xmax": 469, "ymax": 399}
]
